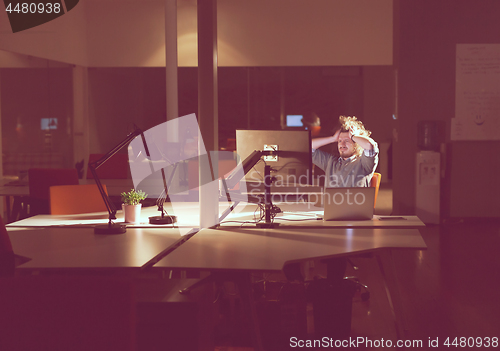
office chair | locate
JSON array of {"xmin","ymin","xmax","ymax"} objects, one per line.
[
  {"xmin": 27, "ymin": 168, "xmax": 80, "ymax": 216},
  {"xmin": 344, "ymin": 172, "xmax": 382, "ymax": 301},
  {"xmin": 371, "ymin": 172, "xmax": 381, "ymax": 207},
  {"xmin": 49, "ymin": 184, "xmax": 109, "ymax": 215}
]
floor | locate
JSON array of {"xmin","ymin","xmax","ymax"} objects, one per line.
[{"xmin": 211, "ymin": 182, "xmax": 500, "ymax": 350}]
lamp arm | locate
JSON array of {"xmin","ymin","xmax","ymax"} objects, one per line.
[
  {"xmin": 88, "ymin": 126, "xmax": 146, "ymax": 223},
  {"xmin": 90, "ymin": 128, "xmax": 143, "ymax": 170},
  {"xmin": 88, "ymin": 165, "xmax": 117, "ymax": 220}
]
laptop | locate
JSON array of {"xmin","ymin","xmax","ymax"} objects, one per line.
[{"xmin": 321, "ymin": 187, "xmax": 375, "ymax": 221}]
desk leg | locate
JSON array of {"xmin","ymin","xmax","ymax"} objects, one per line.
[
  {"xmin": 179, "ymin": 272, "xmax": 264, "ymax": 351},
  {"xmin": 376, "ymin": 250, "xmax": 407, "ymax": 340},
  {"xmin": 9, "ymin": 196, "xmax": 28, "ymax": 222},
  {"xmin": 5, "ymin": 195, "xmax": 12, "ymax": 223},
  {"xmin": 235, "ymin": 272, "xmax": 264, "ymax": 351}
]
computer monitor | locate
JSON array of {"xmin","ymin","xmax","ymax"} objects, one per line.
[
  {"xmin": 235, "ymin": 129, "xmax": 312, "ymax": 186},
  {"xmin": 41, "ymin": 118, "xmax": 58, "ymax": 130},
  {"xmin": 286, "ymin": 115, "xmax": 304, "ymax": 127}
]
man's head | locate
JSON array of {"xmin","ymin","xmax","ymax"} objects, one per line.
[
  {"xmin": 337, "ymin": 131, "xmax": 356, "ymax": 159},
  {"xmin": 337, "ymin": 116, "xmax": 371, "ymax": 159}
]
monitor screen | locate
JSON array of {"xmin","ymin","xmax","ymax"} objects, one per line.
[
  {"xmin": 286, "ymin": 115, "xmax": 303, "ymax": 127},
  {"xmin": 41, "ymin": 118, "xmax": 58, "ymax": 130},
  {"xmin": 236, "ymin": 129, "xmax": 312, "ymax": 186}
]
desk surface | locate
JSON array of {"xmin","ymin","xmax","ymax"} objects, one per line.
[
  {"xmin": 219, "ymin": 202, "xmax": 425, "ymax": 228},
  {"xmin": 7, "ymin": 201, "xmax": 426, "ymax": 272},
  {"xmin": 154, "ymin": 226, "xmax": 427, "ymax": 272},
  {"xmin": 8, "ymin": 226, "xmax": 186, "ymax": 269},
  {"xmin": 8, "ymin": 202, "xmax": 424, "ymax": 229},
  {"xmin": 7, "ymin": 205, "xmax": 200, "ymax": 233}
]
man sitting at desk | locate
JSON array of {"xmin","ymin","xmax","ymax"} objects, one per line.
[
  {"xmin": 311, "ymin": 115, "xmax": 378, "ymax": 188},
  {"xmin": 286, "ymin": 116, "xmax": 379, "ymax": 309}
]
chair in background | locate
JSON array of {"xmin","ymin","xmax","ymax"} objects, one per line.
[
  {"xmin": 371, "ymin": 172, "xmax": 382, "ymax": 208},
  {"xmin": 0, "ymin": 215, "xmax": 14, "ymax": 277},
  {"xmin": 50, "ymin": 184, "xmax": 109, "ymax": 215},
  {"xmin": 86, "ymin": 153, "xmax": 130, "ymax": 179},
  {"xmin": 27, "ymin": 168, "xmax": 79, "ymax": 216}
]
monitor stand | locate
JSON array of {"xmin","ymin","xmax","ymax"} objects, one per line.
[{"xmin": 255, "ymin": 164, "xmax": 280, "ymax": 228}]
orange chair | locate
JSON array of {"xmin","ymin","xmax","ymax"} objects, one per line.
[
  {"xmin": 49, "ymin": 184, "xmax": 109, "ymax": 215},
  {"xmin": 27, "ymin": 168, "xmax": 80, "ymax": 215},
  {"xmin": 370, "ymin": 172, "xmax": 381, "ymax": 208}
]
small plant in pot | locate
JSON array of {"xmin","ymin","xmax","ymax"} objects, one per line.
[{"xmin": 121, "ymin": 189, "xmax": 148, "ymax": 224}]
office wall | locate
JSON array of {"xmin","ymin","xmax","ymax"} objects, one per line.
[
  {"xmin": 0, "ymin": 0, "xmax": 391, "ymax": 68},
  {"xmin": 84, "ymin": 66, "xmax": 392, "ymax": 160},
  {"xmin": 87, "ymin": 68, "xmax": 167, "ymax": 154},
  {"xmin": 0, "ymin": 67, "xmax": 74, "ymax": 173},
  {"xmin": 85, "ymin": 1, "xmax": 166, "ymax": 67},
  {"xmin": 362, "ymin": 66, "xmax": 395, "ymax": 143},
  {"xmin": 0, "ymin": 2, "xmax": 88, "ymax": 66},
  {"xmin": 395, "ymin": 0, "xmax": 500, "ymax": 217},
  {"xmin": 86, "ymin": 0, "xmax": 392, "ymax": 67}
]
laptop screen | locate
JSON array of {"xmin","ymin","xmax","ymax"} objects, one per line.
[{"xmin": 323, "ymin": 187, "xmax": 375, "ymax": 221}]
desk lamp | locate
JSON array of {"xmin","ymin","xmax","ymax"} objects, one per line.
[
  {"xmin": 88, "ymin": 126, "xmax": 151, "ymax": 234},
  {"xmin": 148, "ymin": 167, "xmax": 177, "ymax": 225}
]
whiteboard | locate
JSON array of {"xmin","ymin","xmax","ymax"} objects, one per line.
[{"xmin": 453, "ymin": 44, "xmax": 500, "ymax": 140}]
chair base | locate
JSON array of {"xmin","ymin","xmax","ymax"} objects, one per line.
[{"xmin": 344, "ymin": 276, "xmax": 370, "ymax": 301}]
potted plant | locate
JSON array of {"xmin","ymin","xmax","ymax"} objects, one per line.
[{"xmin": 121, "ymin": 189, "xmax": 148, "ymax": 224}]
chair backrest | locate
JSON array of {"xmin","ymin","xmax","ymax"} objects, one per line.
[
  {"xmin": 50, "ymin": 184, "xmax": 109, "ymax": 215},
  {"xmin": 0, "ymin": 215, "xmax": 14, "ymax": 276},
  {"xmin": 86, "ymin": 153, "xmax": 130, "ymax": 179},
  {"xmin": 27, "ymin": 168, "xmax": 80, "ymax": 215},
  {"xmin": 370, "ymin": 172, "xmax": 382, "ymax": 208},
  {"xmin": 28, "ymin": 168, "xmax": 79, "ymax": 200}
]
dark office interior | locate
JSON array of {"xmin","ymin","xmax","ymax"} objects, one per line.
[{"xmin": 0, "ymin": 1, "xmax": 499, "ymax": 350}]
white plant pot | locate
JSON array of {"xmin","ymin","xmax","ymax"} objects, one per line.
[{"xmin": 122, "ymin": 203, "xmax": 142, "ymax": 224}]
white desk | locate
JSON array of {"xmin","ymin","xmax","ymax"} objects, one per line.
[
  {"xmin": 7, "ymin": 206, "xmax": 180, "ymax": 228},
  {"xmin": 6, "ymin": 200, "xmax": 427, "ymax": 349},
  {"xmin": 154, "ymin": 226, "xmax": 426, "ymax": 272},
  {"xmin": 153, "ymin": 210, "xmax": 427, "ymax": 344},
  {"xmin": 218, "ymin": 202, "xmax": 425, "ymax": 228},
  {"xmin": 8, "ymin": 226, "xmax": 188, "ymax": 270}
]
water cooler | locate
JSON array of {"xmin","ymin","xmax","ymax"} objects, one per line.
[
  {"xmin": 415, "ymin": 121, "xmax": 440, "ymax": 224},
  {"xmin": 416, "ymin": 151, "xmax": 440, "ymax": 224}
]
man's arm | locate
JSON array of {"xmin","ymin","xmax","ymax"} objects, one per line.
[
  {"xmin": 349, "ymin": 126, "xmax": 376, "ymax": 151},
  {"xmin": 311, "ymin": 129, "xmax": 340, "ymax": 149}
]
